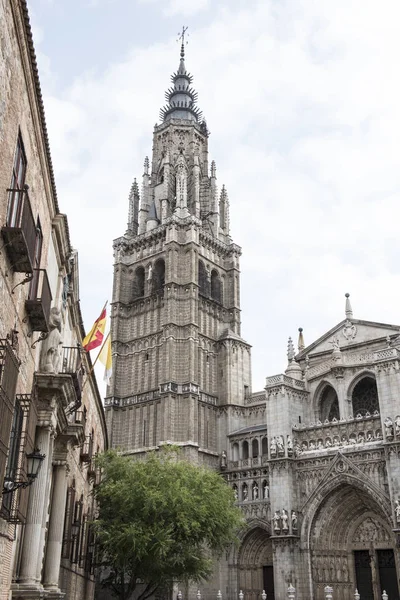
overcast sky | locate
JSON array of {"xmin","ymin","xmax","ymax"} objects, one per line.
[{"xmin": 30, "ymin": 0, "xmax": 400, "ymax": 393}]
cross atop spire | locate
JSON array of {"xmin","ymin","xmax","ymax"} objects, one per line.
[{"xmin": 177, "ymin": 26, "xmax": 188, "ymax": 51}]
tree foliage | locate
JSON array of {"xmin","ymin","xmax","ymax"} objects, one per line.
[{"xmin": 94, "ymin": 448, "xmax": 244, "ymax": 600}]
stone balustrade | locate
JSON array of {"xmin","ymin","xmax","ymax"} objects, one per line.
[{"xmin": 292, "ymin": 413, "xmax": 382, "ymax": 454}]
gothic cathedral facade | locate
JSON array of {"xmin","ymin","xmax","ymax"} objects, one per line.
[{"xmin": 105, "ymin": 44, "xmax": 400, "ymax": 600}]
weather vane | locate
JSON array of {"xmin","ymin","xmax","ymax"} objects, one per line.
[{"xmin": 177, "ymin": 26, "xmax": 189, "ymax": 46}]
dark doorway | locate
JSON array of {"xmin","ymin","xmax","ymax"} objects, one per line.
[
  {"xmin": 263, "ymin": 566, "xmax": 275, "ymax": 600},
  {"xmin": 354, "ymin": 550, "xmax": 374, "ymax": 600},
  {"xmin": 377, "ymin": 549, "xmax": 399, "ymax": 600}
]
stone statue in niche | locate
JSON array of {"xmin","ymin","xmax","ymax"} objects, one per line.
[
  {"xmin": 277, "ymin": 435, "xmax": 285, "ymax": 455},
  {"xmin": 273, "ymin": 510, "xmax": 281, "ymax": 533},
  {"xmin": 242, "ymin": 485, "xmax": 248, "ymax": 501},
  {"xmin": 291, "ymin": 510, "xmax": 298, "ymax": 531},
  {"xmin": 395, "ymin": 499, "xmax": 400, "ymax": 524},
  {"xmin": 147, "ymin": 263, "xmax": 153, "ymax": 281},
  {"xmin": 233, "ymin": 485, "xmax": 238, "ymax": 501},
  {"xmin": 263, "ymin": 481, "xmax": 269, "ymax": 499},
  {"xmin": 384, "ymin": 417, "xmax": 394, "ymax": 439},
  {"xmin": 281, "ymin": 508, "xmax": 289, "ymax": 532},
  {"xmin": 252, "ymin": 482, "xmax": 259, "ymax": 500},
  {"xmin": 395, "ymin": 415, "xmax": 400, "ymax": 437},
  {"xmin": 40, "ymin": 307, "xmax": 63, "ymax": 374},
  {"xmin": 270, "ymin": 437, "xmax": 277, "ymax": 457},
  {"xmin": 287, "ymin": 435, "xmax": 293, "ymax": 456},
  {"xmin": 220, "ymin": 450, "xmax": 227, "ymax": 469}
]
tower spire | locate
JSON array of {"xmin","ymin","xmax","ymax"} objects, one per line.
[
  {"xmin": 298, "ymin": 327, "xmax": 305, "ymax": 352},
  {"xmin": 159, "ymin": 27, "xmax": 204, "ymax": 124},
  {"xmin": 127, "ymin": 178, "xmax": 139, "ymax": 236}
]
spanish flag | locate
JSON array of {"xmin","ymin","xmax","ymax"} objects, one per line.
[
  {"xmin": 82, "ymin": 307, "xmax": 106, "ymax": 351},
  {"xmin": 98, "ymin": 334, "xmax": 112, "ymax": 384}
]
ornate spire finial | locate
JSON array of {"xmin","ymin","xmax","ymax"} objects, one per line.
[
  {"xmin": 345, "ymin": 293, "xmax": 353, "ymax": 319},
  {"xmin": 144, "ymin": 156, "xmax": 149, "ymax": 175},
  {"xmin": 287, "ymin": 337, "xmax": 295, "ymax": 362},
  {"xmin": 211, "ymin": 160, "xmax": 216, "ymax": 178},
  {"xmin": 159, "ymin": 27, "xmax": 204, "ymax": 125},
  {"xmin": 298, "ymin": 327, "xmax": 305, "ymax": 352}
]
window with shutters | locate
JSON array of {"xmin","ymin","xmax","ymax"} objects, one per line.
[{"xmin": 0, "ymin": 340, "xmax": 20, "ymax": 494}]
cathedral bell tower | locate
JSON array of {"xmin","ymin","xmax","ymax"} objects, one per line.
[{"xmin": 105, "ymin": 35, "xmax": 252, "ymax": 464}]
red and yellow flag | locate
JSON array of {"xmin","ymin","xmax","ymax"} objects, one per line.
[
  {"xmin": 98, "ymin": 334, "xmax": 112, "ymax": 384},
  {"xmin": 82, "ymin": 308, "xmax": 106, "ymax": 351}
]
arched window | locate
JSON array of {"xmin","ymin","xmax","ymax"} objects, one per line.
[
  {"xmin": 152, "ymin": 259, "xmax": 165, "ymax": 295},
  {"xmin": 133, "ymin": 266, "xmax": 145, "ymax": 299},
  {"xmin": 252, "ymin": 439, "xmax": 259, "ymax": 458},
  {"xmin": 232, "ymin": 442, "xmax": 239, "ymax": 461},
  {"xmin": 242, "ymin": 440, "xmax": 249, "ymax": 460},
  {"xmin": 319, "ymin": 385, "xmax": 340, "ymax": 421},
  {"xmin": 261, "ymin": 437, "xmax": 268, "ymax": 456},
  {"xmin": 352, "ymin": 376, "xmax": 379, "ymax": 416},
  {"xmin": 198, "ymin": 261, "xmax": 209, "ymax": 297},
  {"xmin": 211, "ymin": 270, "xmax": 222, "ymax": 303}
]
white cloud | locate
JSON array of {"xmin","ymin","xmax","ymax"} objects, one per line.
[
  {"xmin": 138, "ymin": 0, "xmax": 209, "ymax": 17},
  {"xmin": 35, "ymin": 0, "xmax": 400, "ymax": 391}
]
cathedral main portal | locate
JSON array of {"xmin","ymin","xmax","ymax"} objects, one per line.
[
  {"xmin": 309, "ymin": 484, "xmax": 399, "ymax": 600},
  {"xmin": 238, "ymin": 528, "xmax": 274, "ymax": 600}
]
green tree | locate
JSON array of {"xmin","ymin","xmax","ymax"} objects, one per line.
[{"xmin": 94, "ymin": 448, "xmax": 244, "ymax": 600}]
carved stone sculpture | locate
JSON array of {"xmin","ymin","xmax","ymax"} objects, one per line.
[
  {"xmin": 263, "ymin": 481, "xmax": 269, "ymax": 499},
  {"xmin": 270, "ymin": 437, "xmax": 277, "ymax": 457},
  {"xmin": 291, "ymin": 510, "xmax": 298, "ymax": 531},
  {"xmin": 277, "ymin": 435, "xmax": 284, "ymax": 455},
  {"xmin": 220, "ymin": 450, "xmax": 227, "ymax": 469},
  {"xmin": 287, "ymin": 435, "xmax": 293, "ymax": 456},
  {"xmin": 273, "ymin": 510, "xmax": 281, "ymax": 533},
  {"xmin": 384, "ymin": 417, "xmax": 394, "ymax": 439},
  {"xmin": 242, "ymin": 484, "xmax": 248, "ymax": 501},
  {"xmin": 281, "ymin": 508, "xmax": 289, "ymax": 532},
  {"xmin": 40, "ymin": 307, "xmax": 63, "ymax": 374},
  {"xmin": 395, "ymin": 499, "xmax": 400, "ymax": 524},
  {"xmin": 395, "ymin": 415, "xmax": 400, "ymax": 437},
  {"xmin": 252, "ymin": 482, "xmax": 258, "ymax": 500}
]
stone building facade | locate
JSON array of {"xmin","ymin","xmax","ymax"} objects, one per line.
[
  {"xmin": 0, "ymin": 2, "xmax": 107, "ymax": 600},
  {"xmin": 106, "ymin": 37, "xmax": 400, "ymax": 600}
]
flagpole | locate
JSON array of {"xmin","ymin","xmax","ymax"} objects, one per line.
[{"xmin": 83, "ymin": 300, "xmax": 108, "ymax": 351}]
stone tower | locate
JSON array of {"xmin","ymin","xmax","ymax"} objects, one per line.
[{"xmin": 105, "ymin": 39, "xmax": 252, "ymax": 464}]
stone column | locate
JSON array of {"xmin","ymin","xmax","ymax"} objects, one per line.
[
  {"xmin": 43, "ymin": 462, "xmax": 68, "ymax": 591},
  {"xmin": 19, "ymin": 426, "xmax": 54, "ymax": 586}
]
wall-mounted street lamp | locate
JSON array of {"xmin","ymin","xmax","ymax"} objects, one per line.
[{"xmin": 2, "ymin": 449, "xmax": 45, "ymax": 494}]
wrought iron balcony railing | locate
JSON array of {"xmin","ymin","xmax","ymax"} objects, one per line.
[
  {"xmin": 61, "ymin": 346, "xmax": 84, "ymax": 403},
  {"xmin": 25, "ymin": 269, "xmax": 52, "ymax": 332},
  {"xmin": 2, "ymin": 188, "xmax": 36, "ymax": 273}
]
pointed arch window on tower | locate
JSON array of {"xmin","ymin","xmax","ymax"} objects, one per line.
[
  {"xmin": 198, "ymin": 260, "xmax": 210, "ymax": 297},
  {"xmin": 133, "ymin": 266, "xmax": 145, "ymax": 299},
  {"xmin": 151, "ymin": 259, "xmax": 165, "ymax": 295},
  {"xmin": 211, "ymin": 270, "xmax": 222, "ymax": 303}
]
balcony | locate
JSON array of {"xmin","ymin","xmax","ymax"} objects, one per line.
[
  {"xmin": 25, "ymin": 269, "xmax": 52, "ymax": 332},
  {"xmin": 81, "ymin": 435, "xmax": 93, "ymax": 463},
  {"xmin": 61, "ymin": 346, "xmax": 84, "ymax": 403},
  {"xmin": 1, "ymin": 188, "xmax": 36, "ymax": 273}
]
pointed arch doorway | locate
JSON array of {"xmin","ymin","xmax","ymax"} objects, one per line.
[
  {"xmin": 238, "ymin": 527, "xmax": 275, "ymax": 600},
  {"xmin": 308, "ymin": 483, "xmax": 399, "ymax": 600}
]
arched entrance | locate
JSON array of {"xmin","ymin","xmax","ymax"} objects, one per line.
[
  {"xmin": 238, "ymin": 527, "xmax": 274, "ymax": 600},
  {"xmin": 308, "ymin": 484, "xmax": 399, "ymax": 600}
]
